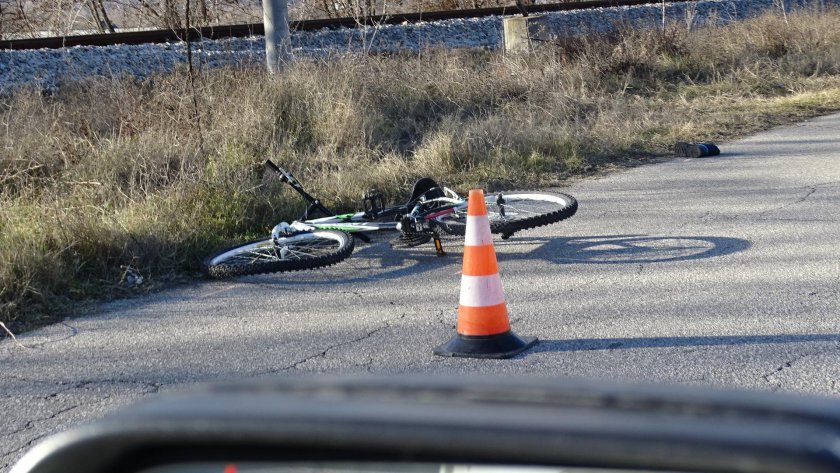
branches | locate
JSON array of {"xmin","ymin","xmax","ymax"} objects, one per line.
[
  {"xmin": 183, "ymin": 0, "xmax": 204, "ymax": 150},
  {"xmin": 86, "ymin": 0, "xmax": 116, "ymax": 33},
  {"xmin": 2, "ymin": 1, "xmax": 263, "ymax": 36}
]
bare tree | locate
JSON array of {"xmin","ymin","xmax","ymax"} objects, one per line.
[
  {"xmin": 2, "ymin": 0, "xmax": 37, "ymax": 36},
  {"xmin": 1, "ymin": 0, "xmax": 115, "ymax": 37},
  {"xmin": 103, "ymin": 0, "xmax": 259, "ymax": 29},
  {"xmin": 3, "ymin": 0, "xmax": 533, "ymax": 35}
]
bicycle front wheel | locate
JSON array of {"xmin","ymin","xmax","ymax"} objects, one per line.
[
  {"xmin": 435, "ymin": 192, "xmax": 577, "ymax": 239},
  {"xmin": 203, "ymin": 230, "xmax": 354, "ymax": 278}
]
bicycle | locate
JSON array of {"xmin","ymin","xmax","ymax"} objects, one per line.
[{"xmin": 202, "ymin": 160, "xmax": 578, "ymax": 278}]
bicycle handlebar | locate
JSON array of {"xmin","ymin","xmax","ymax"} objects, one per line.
[{"xmin": 265, "ymin": 159, "xmax": 337, "ymax": 221}]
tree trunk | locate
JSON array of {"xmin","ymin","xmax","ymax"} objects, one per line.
[
  {"xmin": 87, "ymin": 0, "xmax": 105, "ymax": 32},
  {"xmin": 198, "ymin": 0, "xmax": 208, "ymax": 24},
  {"xmin": 97, "ymin": 0, "xmax": 116, "ymax": 32},
  {"xmin": 86, "ymin": 0, "xmax": 115, "ymax": 33},
  {"xmin": 320, "ymin": 0, "xmax": 337, "ymax": 18},
  {"xmin": 16, "ymin": 0, "xmax": 35, "ymax": 37}
]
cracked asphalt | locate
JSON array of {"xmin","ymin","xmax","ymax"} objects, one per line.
[{"xmin": 2, "ymin": 112, "xmax": 840, "ymax": 471}]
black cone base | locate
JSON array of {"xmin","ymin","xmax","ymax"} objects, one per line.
[{"xmin": 433, "ymin": 331, "xmax": 538, "ymax": 359}]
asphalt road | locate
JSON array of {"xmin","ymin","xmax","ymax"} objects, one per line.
[{"xmin": 2, "ymin": 113, "xmax": 839, "ymax": 472}]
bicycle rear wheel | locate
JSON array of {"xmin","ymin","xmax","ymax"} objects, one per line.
[
  {"xmin": 203, "ymin": 230, "xmax": 354, "ymax": 278},
  {"xmin": 435, "ymin": 192, "xmax": 577, "ymax": 239}
]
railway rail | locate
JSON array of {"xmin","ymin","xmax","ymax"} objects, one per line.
[{"xmin": 2, "ymin": 0, "xmax": 682, "ymax": 51}]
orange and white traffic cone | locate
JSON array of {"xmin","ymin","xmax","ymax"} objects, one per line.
[{"xmin": 433, "ymin": 189, "xmax": 538, "ymax": 359}]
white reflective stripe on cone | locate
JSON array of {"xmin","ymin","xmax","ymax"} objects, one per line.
[
  {"xmin": 464, "ymin": 215, "xmax": 493, "ymax": 246},
  {"xmin": 459, "ymin": 274, "xmax": 506, "ymax": 308}
]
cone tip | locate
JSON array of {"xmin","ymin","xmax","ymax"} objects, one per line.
[{"xmin": 467, "ymin": 189, "xmax": 486, "ymax": 216}]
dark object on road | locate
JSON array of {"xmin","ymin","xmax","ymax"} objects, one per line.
[{"xmin": 675, "ymin": 141, "xmax": 721, "ymax": 158}]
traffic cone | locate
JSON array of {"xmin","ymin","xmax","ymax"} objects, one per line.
[{"xmin": 433, "ymin": 189, "xmax": 538, "ymax": 359}]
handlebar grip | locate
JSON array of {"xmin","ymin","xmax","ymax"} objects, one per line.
[
  {"xmin": 265, "ymin": 160, "xmax": 281, "ymax": 173},
  {"xmin": 265, "ymin": 159, "xmax": 292, "ymax": 184}
]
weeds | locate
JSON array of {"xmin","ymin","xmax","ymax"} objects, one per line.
[{"xmin": 3, "ymin": 7, "xmax": 840, "ymax": 330}]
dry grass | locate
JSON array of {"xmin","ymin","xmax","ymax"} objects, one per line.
[{"xmin": 3, "ymin": 6, "xmax": 840, "ymax": 331}]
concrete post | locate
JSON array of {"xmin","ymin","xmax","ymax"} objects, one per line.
[
  {"xmin": 263, "ymin": 0, "xmax": 292, "ymax": 73},
  {"xmin": 503, "ymin": 15, "xmax": 551, "ymax": 53}
]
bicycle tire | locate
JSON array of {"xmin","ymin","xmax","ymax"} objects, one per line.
[
  {"xmin": 203, "ymin": 230, "xmax": 354, "ymax": 278},
  {"xmin": 434, "ymin": 192, "xmax": 578, "ymax": 239}
]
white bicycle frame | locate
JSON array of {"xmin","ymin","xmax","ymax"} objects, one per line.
[{"xmin": 292, "ymin": 189, "xmax": 464, "ymax": 234}]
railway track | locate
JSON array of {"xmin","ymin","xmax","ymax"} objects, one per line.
[{"xmin": 2, "ymin": 0, "xmax": 682, "ymax": 51}]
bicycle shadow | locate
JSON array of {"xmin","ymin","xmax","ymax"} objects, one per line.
[
  {"xmin": 524, "ymin": 334, "xmax": 840, "ymax": 355},
  {"xmin": 240, "ymin": 236, "xmax": 458, "ymax": 286},
  {"xmin": 494, "ymin": 234, "xmax": 751, "ymax": 265},
  {"xmin": 241, "ymin": 233, "xmax": 750, "ymax": 286}
]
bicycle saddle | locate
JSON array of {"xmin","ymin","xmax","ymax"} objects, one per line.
[{"xmin": 408, "ymin": 177, "xmax": 445, "ymax": 204}]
